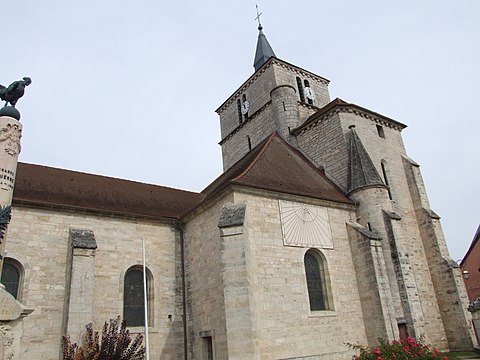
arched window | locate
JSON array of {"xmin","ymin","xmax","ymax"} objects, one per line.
[
  {"xmin": 237, "ymin": 99, "xmax": 243, "ymax": 124},
  {"xmin": 296, "ymin": 77, "xmax": 305, "ymax": 102},
  {"xmin": 123, "ymin": 266, "xmax": 153, "ymax": 327},
  {"xmin": 304, "ymin": 250, "xmax": 332, "ymax": 311},
  {"xmin": 1, "ymin": 258, "xmax": 23, "ymax": 300}
]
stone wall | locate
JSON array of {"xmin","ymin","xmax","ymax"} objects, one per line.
[
  {"xmin": 232, "ymin": 190, "xmax": 367, "ymax": 359},
  {"xmin": 295, "ymin": 112, "xmax": 349, "ymax": 187},
  {"xmin": 218, "ymin": 60, "xmax": 331, "ymax": 172},
  {"xmin": 217, "ymin": 64, "xmax": 277, "ymax": 141},
  {"xmin": 5, "ymin": 205, "xmax": 184, "ymax": 360},
  {"xmin": 271, "ymin": 62, "xmax": 330, "ymax": 110},
  {"xmin": 296, "ymin": 107, "xmax": 471, "ymax": 350},
  {"xmin": 183, "ymin": 193, "xmax": 234, "ymax": 359},
  {"xmin": 220, "ymin": 104, "xmax": 277, "ymax": 171}
]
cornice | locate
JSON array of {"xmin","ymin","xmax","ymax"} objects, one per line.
[
  {"xmin": 12, "ymin": 199, "xmax": 179, "ymax": 225},
  {"xmin": 293, "ymin": 104, "xmax": 407, "ymax": 136},
  {"xmin": 219, "ymin": 101, "xmax": 271, "ymax": 145},
  {"xmin": 216, "ymin": 61, "xmax": 274, "ymax": 115},
  {"xmin": 216, "ymin": 57, "xmax": 330, "ymax": 115},
  {"xmin": 272, "ymin": 59, "xmax": 330, "ymax": 86},
  {"xmin": 231, "ymin": 185, "xmax": 356, "ymax": 212},
  {"xmin": 220, "ymin": 99, "xmax": 323, "ymax": 145}
]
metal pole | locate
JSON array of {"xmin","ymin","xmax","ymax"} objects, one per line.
[{"xmin": 142, "ymin": 238, "xmax": 150, "ymax": 360}]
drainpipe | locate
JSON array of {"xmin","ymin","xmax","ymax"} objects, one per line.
[{"xmin": 179, "ymin": 225, "xmax": 188, "ymax": 360}]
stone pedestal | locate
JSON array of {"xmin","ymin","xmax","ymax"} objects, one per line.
[{"xmin": 0, "ymin": 286, "xmax": 33, "ymax": 359}]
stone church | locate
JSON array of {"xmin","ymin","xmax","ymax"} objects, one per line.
[{"xmin": 0, "ymin": 23, "xmax": 475, "ymax": 359}]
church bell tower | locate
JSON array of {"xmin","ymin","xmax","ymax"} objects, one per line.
[
  {"xmin": 214, "ymin": 13, "xmax": 475, "ymax": 352},
  {"xmin": 216, "ymin": 18, "xmax": 331, "ymax": 171}
]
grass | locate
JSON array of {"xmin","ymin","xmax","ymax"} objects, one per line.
[{"xmin": 441, "ymin": 351, "xmax": 480, "ymax": 359}]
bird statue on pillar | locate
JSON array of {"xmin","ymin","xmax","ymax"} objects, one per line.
[{"xmin": 0, "ymin": 77, "xmax": 32, "ymax": 108}]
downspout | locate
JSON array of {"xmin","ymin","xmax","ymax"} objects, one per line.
[{"xmin": 179, "ymin": 225, "xmax": 188, "ymax": 360}]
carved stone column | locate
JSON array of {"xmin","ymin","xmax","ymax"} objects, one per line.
[
  {"xmin": 0, "ymin": 114, "xmax": 30, "ymax": 360},
  {"xmin": 0, "ymin": 115, "xmax": 22, "ymax": 269}
]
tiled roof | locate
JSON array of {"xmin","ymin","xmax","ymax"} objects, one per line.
[
  {"xmin": 12, "ymin": 133, "xmax": 353, "ymax": 221},
  {"xmin": 13, "ymin": 162, "xmax": 204, "ymax": 220},
  {"xmin": 202, "ymin": 132, "xmax": 353, "ymax": 205}
]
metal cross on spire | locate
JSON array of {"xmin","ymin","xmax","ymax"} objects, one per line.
[{"xmin": 255, "ymin": 4, "xmax": 263, "ymax": 30}]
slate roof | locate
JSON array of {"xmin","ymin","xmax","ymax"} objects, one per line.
[
  {"xmin": 202, "ymin": 132, "xmax": 353, "ymax": 205},
  {"xmin": 346, "ymin": 126, "xmax": 386, "ymax": 194},
  {"xmin": 13, "ymin": 162, "xmax": 204, "ymax": 220},
  {"xmin": 253, "ymin": 25, "xmax": 276, "ymax": 72}
]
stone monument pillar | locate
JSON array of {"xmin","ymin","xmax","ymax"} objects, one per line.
[
  {"xmin": 0, "ymin": 112, "xmax": 22, "ymax": 265},
  {"xmin": 0, "ymin": 76, "xmax": 30, "ymax": 273},
  {"xmin": 0, "ymin": 106, "xmax": 32, "ymax": 360}
]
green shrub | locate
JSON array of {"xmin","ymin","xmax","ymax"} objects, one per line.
[{"xmin": 349, "ymin": 337, "xmax": 450, "ymax": 360}]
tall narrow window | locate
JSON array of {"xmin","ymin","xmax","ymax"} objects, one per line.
[
  {"xmin": 241, "ymin": 94, "xmax": 249, "ymax": 120},
  {"xmin": 304, "ymin": 250, "xmax": 331, "ymax": 311},
  {"xmin": 0, "ymin": 258, "xmax": 23, "ymax": 300},
  {"xmin": 376, "ymin": 124, "xmax": 385, "ymax": 139},
  {"xmin": 247, "ymin": 136, "xmax": 252, "ymax": 150},
  {"xmin": 123, "ymin": 266, "xmax": 153, "ymax": 327},
  {"xmin": 381, "ymin": 160, "xmax": 393, "ymax": 200},
  {"xmin": 237, "ymin": 99, "xmax": 243, "ymax": 124},
  {"xmin": 296, "ymin": 77, "xmax": 305, "ymax": 102}
]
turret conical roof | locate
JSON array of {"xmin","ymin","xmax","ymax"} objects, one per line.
[{"xmin": 346, "ymin": 126, "xmax": 385, "ymax": 194}]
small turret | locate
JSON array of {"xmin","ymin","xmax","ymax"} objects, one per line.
[{"xmin": 346, "ymin": 125, "xmax": 386, "ymax": 195}]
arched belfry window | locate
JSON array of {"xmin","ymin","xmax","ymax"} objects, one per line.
[
  {"xmin": 123, "ymin": 266, "xmax": 153, "ymax": 327},
  {"xmin": 304, "ymin": 250, "xmax": 332, "ymax": 311},
  {"xmin": 296, "ymin": 77, "xmax": 305, "ymax": 102},
  {"xmin": 237, "ymin": 99, "xmax": 243, "ymax": 124},
  {"xmin": 1, "ymin": 258, "xmax": 23, "ymax": 300}
]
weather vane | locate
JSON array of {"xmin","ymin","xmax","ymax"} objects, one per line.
[{"xmin": 255, "ymin": 4, "xmax": 263, "ymax": 30}]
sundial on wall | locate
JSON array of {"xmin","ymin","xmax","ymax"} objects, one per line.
[{"xmin": 279, "ymin": 200, "xmax": 334, "ymax": 249}]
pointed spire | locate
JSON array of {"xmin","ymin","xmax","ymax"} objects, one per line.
[
  {"xmin": 346, "ymin": 125, "xmax": 385, "ymax": 194},
  {"xmin": 253, "ymin": 5, "xmax": 276, "ymax": 72}
]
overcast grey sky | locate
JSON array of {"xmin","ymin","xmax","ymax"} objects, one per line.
[{"xmin": 2, "ymin": 1, "xmax": 479, "ymax": 261}]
